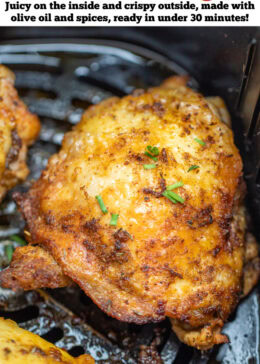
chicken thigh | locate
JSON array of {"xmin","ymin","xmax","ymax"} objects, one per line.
[
  {"xmin": 0, "ymin": 65, "xmax": 40, "ymax": 201},
  {"xmin": 1, "ymin": 76, "xmax": 259, "ymax": 349}
]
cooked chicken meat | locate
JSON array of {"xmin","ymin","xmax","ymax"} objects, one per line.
[
  {"xmin": 0, "ymin": 318, "xmax": 94, "ymax": 363},
  {"xmin": 0, "ymin": 65, "xmax": 40, "ymax": 201},
  {"xmin": 0, "ymin": 245, "xmax": 71, "ymax": 291},
  {"xmin": 1, "ymin": 76, "xmax": 259, "ymax": 350}
]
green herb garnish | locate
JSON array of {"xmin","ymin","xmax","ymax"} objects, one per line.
[
  {"xmin": 143, "ymin": 164, "xmax": 157, "ymax": 170},
  {"xmin": 145, "ymin": 146, "xmax": 159, "ymax": 161},
  {"xmin": 188, "ymin": 165, "xmax": 200, "ymax": 172},
  {"xmin": 167, "ymin": 191, "xmax": 185, "ymax": 204},
  {"xmin": 10, "ymin": 234, "xmax": 27, "ymax": 246},
  {"xmin": 194, "ymin": 137, "xmax": 205, "ymax": 146},
  {"xmin": 145, "ymin": 151, "xmax": 158, "ymax": 161},
  {"xmin": 146, "ymin": 146, "xmax": 159, "ymax": 156},
  {"xmin": 162, "ymin": 191, "xmax": 177, "ymax": 204},
  {"xmin": 95, "ymin": 195, "xmax": 108, "ymax": 214},
  {"xmin": 5, "ymin": 245, "xmax": 14, "ymax": 263},
  {"xmin": 166, "ymin": 181, "xmax": 184, "ymax": 191},
  {"xmin": 163, "ymin": 190, "xmax": 185, "ymax": 204},
  {"xmin": 110, "ymin": 213, "xmax": 119, "ymax": 226}
]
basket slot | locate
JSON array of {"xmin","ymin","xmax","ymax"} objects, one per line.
[{"xmin": 0, "ymin": 306, "xmax": 39, "ymax": 323}]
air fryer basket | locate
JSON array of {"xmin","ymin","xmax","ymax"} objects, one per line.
[{"xmin": 0, "ymin": 27, "xmax": 259, "ymax": 363}]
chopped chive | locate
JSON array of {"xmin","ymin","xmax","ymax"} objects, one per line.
[
  {"xmin": 145, "ymin": 145, "xmax": 159, "ymax": 161},
  {"xmin": 144, "ymin": 151, "xmax": 158, "ymax": 161},
  {"xmin": 146, "ymin": 145, "xmax": 159, "ymax": 156},
  {"xmin": 143, "ymin": 164, "xmax": 157, "ymax": 170},
  {"xmin": 188, "ymin": 165, "xmax": 200, "ymax": 172},
  {"xmin": 194, "ymin": 137, "xmax": 205, "ymax": 146},
  {"xmin": 95, "ymin": 195, "xmax": 108, "ymax": 214},
  {"xmin": 166, "ymin": 181, "xmax": 184, "ymax": 191},
  {"xmin": 10, "ymin": 234, "xmax": 27, "ymax": 246},
  {"xmin": 163, "ymin": 190, "xmax": 185, "ymax": 204},
  {"xmin": 5, "ymin": 245, "xmax": 14, "ymax": 263},
  {"xmin": 110, "ymin": 213, "xmax": 119, "ymax": 226},
  {"xmin": 167, "ymin": 191, "xmax": 185, "ymax": 204},
  {"xmin": 162, "ymin": 191, "xmax": 177, "ymax": 204}
]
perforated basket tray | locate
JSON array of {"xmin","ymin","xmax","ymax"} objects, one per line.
[{"xmin": 0, "ymin": 38, "xmax": 259, "ymax": 363}]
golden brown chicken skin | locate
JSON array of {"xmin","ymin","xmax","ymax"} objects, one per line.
[
  {"xmin": 0, "ymin": 65, "xmax": 40, "ymax": 201},
  {"xmin": 0, "ymin": 318, "xmax": 94, "ymax": 363},
  {"xmin": 1, "ymin": 77, "xmax": 259, "ymax": 350},
  {"xmin": 0, "ymin": 245, "xmax": 71, "ymax": 291}
]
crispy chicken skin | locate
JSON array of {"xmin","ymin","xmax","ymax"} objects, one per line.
[
  {"xmin": 0, "ymin": 245, "xmax": 71, "ymax": 291},
  {"xmin": 0, "ymin": 318, "xmax": 94, "ymax": 363},
  {"xmin": 1, "ymin": 77, "xmax": 259, "ymax": 350},
  {"xmin": 0, "ymin": 65, "xmax": 40, "ymax": 201}
]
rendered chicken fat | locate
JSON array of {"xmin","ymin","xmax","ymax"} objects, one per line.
[{"xmin": 1, "ymin": 76, "xmax": 259, "ymax": 350}]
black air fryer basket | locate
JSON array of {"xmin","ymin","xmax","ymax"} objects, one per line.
[{"xmin": 0, "ymin": 27, "xmax": 259, "ymax": 363}]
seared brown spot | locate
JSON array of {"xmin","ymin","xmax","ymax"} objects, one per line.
[
  {"xmin": 152, "ymin": 102, "xmax": 165, "ymax": 117},
  {"xmin": 218, "ymin": 189, "xmax": 233, "ymax": 207},
  {"xmin": 196, "ymin": 206, "xmax": 213, "ymax": 227},
  {"xmin": 136, "ymin": 101, "xmax": 164, "ymax": 118},
  {"xmin": 147, "ymin": 238, "xmax": 157, "ymax": 248},
  {"xmin": 6, "ymin": 129, "xmax": 22, "ymax": 166},
  {"xmin": 84, "ymin": 218, "xmax": 100, "ymax": 232},
  {"xmin": 141, "ymin": 264, "xmax": 150, "ymax": 272},
  {"xmin": 110, "ymin": 245, "xmax": 130, "ymax": 264},
  {"xmin": 114, "ymin": 228, "xmax": 131, "ymax": 243},
  {"xmin": 183, "ymin": 152, "xmax": 191, "ymax": 161},
  {"xmin": 180, "ymin": 313, "xmax": 190, "ymax": 322},
  {"xmin": 62, "ymin": 224, "xmax": 72, "ymax": 233},
  {"xmin": 163, "ymin": 264, "xmax": 183, "ymax": 279},
  {"xmin": 3, "ymin": 348, "xmax": 11, "ymax": 357},
  {"xmin": 183, "ymin": 127, "xmax": 191, "ymax": 135},
  {"xmin": 156, "ymin": 299, "xmax": 166, "ymax": 317},
  {"xmin": 206, "ymin": 135, "xmax": 215, "ymax": 144},
  {"xmin": 129, "ymin": 152, "xmax": 145, "ymax": 163},
  {"xmin": 143, "ymin": 188, "xmax": 162, "ymax": 198},
  {"xmin": 182, "ymin": 113, "xmax": 191, "ymax": 122},
  {"xmin": 159, "ymin": 177, "xmax": 166, "ymax": 191},
  {"xmin": 187, "ymin": 206, "xmax": 214, "ymax": 229},
  {"xmin": 218, "ymin": 214, "xmax": 232, "ymax": 242},
  {"xmin": 142, "ymin": 177, "xmax": 166, "ymax": 198},
  {"xmin": 212, "ymin": 246, "xmax": 221, "ymax": 257},
  {"xmin": 31, "ymin": 347, "xmax": 47, "ymax": 356},
  {"xmin": 229, "ymin": 228, "xmax": 243, "ymax": 249},
  {"xmin": 44, "ymin": 213, "xmax": 55, "ymax": 225},
  {"xmin": 143, "ymin": 130, "xmax": 150, "ymax": 136},
  {"xmin": 160, "ymin": 148, "xmax": 168, "ymax": 163},
  {"xmin": 48, "ymin": 348, "xmax": 62, "ymax": 361},
  {"xmin": 83, "ymin": 240, "xmax": 95, "ymax": 251}
]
